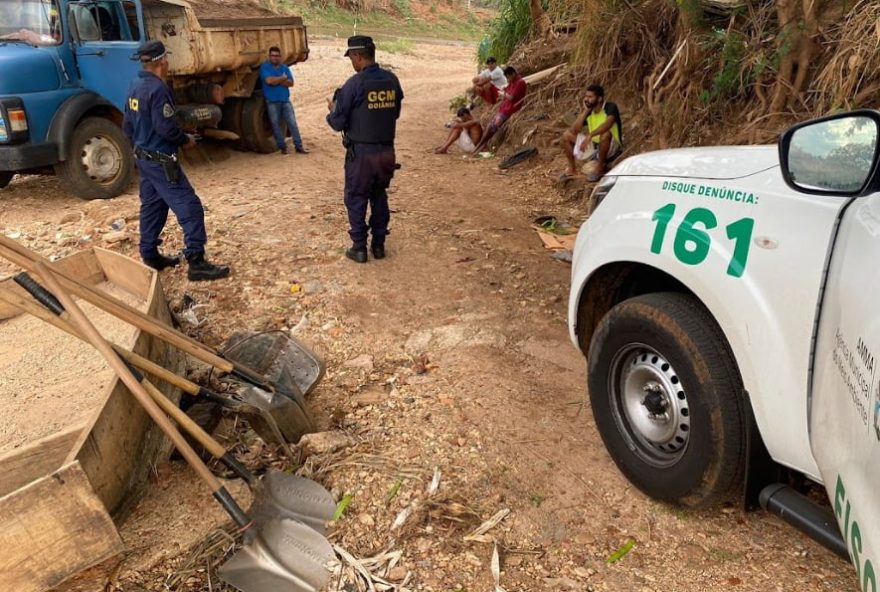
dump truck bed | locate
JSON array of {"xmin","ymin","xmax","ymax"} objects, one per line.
[{"xmin": 143, "ymin": 0, "xmax": 308, "ymax": 76}]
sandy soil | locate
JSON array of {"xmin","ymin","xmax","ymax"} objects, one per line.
[
  {"xmin": 0, "ymin": 283, "xmax": 144, "ymax": 453},
  {"xmin": 0, "ymin": 39, "xmax": 858, "ymax": 592}
]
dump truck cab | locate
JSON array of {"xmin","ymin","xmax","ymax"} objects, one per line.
[
  {"xmin": 0, "ymin": 0, "xmax": 143, "ymax": 197},
  {"xmin": 0, "ymin": 0, "xmax": 308, "ymax": 199}
]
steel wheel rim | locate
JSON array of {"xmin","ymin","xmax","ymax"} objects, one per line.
[
  {"xmin": 81, "ymin": 135, "xmax": 123, "ymax": 185},
  {"xmin": 608, "ymin": 344, "xmax": 691, "ymax": 468}
]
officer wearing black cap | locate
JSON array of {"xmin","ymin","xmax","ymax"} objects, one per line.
[
  {"xmin": 123, "ymin": 40, "xmax": 230, "ymax": 281},
  {"xmin": 327, "ymin": 36, "xmax": 404, "ymax": 263}
]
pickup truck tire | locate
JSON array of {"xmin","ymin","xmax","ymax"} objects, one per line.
[
  {"xmin": 55, "ymin": 117, "xmax": 133, "ymax": 200},
  {"xmin": 241, "ymin": 92, "xmax": 279, "ymax": 154},
  {"xmin": 0, "ymin": 172, "xmax": 12, "ymax": 189},
  {"xmin": 587, "ymin": 292, "xmax": 746, "ymax": 508}
]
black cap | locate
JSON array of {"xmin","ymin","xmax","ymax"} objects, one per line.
[
  {"xmin": 131, "ymin": 40, "xmax": 170, "ymax": 62},
  {"xmin": 344, "ymin": 35, "xmax": 375, "ymax": 57}
]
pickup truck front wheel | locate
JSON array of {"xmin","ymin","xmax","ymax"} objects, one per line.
[
  {"xmin": 587, "ymin": 292, "xmax": 746, "ymax": 508},
  {"xmin": 55, "ymin": 117, "xmax": 133, "ymax": 200}
]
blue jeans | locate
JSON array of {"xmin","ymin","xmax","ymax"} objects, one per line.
[{"xmin": 266, "ymin": 101, "xmax": 303, "ymax": 150}]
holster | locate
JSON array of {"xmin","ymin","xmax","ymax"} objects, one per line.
[
  {"xmin": 135, "ymin": 146, "xmax": 181, "ymax": 185},
  {"xmin": 162, "ymin": 159, "xmax": 181, "ymax": 185}
]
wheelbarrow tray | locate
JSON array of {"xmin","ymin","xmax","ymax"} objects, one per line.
[{"xmin": 0, "ymin": 247, "xmax": 183, "ymax": 592}]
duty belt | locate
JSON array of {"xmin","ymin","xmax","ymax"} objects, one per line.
[{"xmin": 134, "ymin": 146, "xmax": 177, "ymax": 163}]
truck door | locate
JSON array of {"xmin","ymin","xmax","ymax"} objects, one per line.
[
  {"xmin": 805, "ymin": 115, "xmax": 880, "ymax": 592},
  {"xmin": 69, "ymin": 0, "xmax": 144, "ymax": 109}
]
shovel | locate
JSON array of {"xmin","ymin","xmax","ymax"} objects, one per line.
[
  {"xmin": 0, "ymin": 236, "xmax": 312, "ymax": 403},
  {"xmin": 0, "ymin": 277, "xmax": 307, "ymax": 458},
  {"xmin": 13, "ymin": 272, "xmax": 335, "ymax": 530},
  {"xmin": 25, "ymin": 262, "xmax": 335, "ymax": 592}
]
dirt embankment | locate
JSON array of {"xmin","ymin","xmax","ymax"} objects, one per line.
[{"xmin": 0, "ymin": 35, "xmax": 858, "ymax": 592}]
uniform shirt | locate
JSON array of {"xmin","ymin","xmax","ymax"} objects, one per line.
[
  {"xmin": 259, "ymin": 62, "xmax": 294, "ymax": 103},
  {"xmin": 479, "ymin": 66, "xmax": 507, "ymax": 90},
  {"xmin": 498, "ymin": 75, "xmax": 527, "ymax": 117},
  {"xmin": 584, "ymin": 101, "xmax": 622, "ymax": 145},
  {"xmin": 327, "ymin": 63, "xmax": 404, "ymax": 137},
  {"xmin": 123, "ymin": 70, "xmax": 188, "ymax": 155}
]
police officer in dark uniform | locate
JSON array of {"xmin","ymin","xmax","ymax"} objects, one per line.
[
  {"xmin": 326, "ymin": 36, "xmax": 403, "ymax": 263},
  {"xmin": 123, "ymin": 40, "xmax": 230, "ymax": 281}
]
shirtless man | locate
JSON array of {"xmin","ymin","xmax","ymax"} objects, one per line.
[{"xmin": 434, "ymin": 107, "xmax": 483, "ymax": 154}]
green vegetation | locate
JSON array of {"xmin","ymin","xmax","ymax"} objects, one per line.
[
  {"xmin": 382, "ymin": 37, "xmax": 416, "ymax": 54},
  {"xmin": 449, "ymin": 94, "xmax": 469, "ymax": 111},
  {"xmin": 285, "ymin": 1, "xmax": 485, "ymax": 41},
  {"xmin": 477, "ymin": 0, "xmax": 544, "ymax": 64},
  {"xmin": 392, "ymin": 0, "xmax": 414, "ymax": 18}
]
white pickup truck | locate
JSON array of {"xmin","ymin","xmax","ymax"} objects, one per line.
[{"xmin": 568, "ymin": 110, "xmax": 878, "ymax": 591}]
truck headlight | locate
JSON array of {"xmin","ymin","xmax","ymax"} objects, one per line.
[{"xmin": 589, "ymin": 175, "xmax": 618, "ymax": 210}]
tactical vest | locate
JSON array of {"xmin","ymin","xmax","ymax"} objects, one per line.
[{"xmin": 346, "ymin": 75, "xmax": 399, "ymax": 145}]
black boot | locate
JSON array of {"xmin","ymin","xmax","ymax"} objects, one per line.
[
  {"xmin": 345, "ymin": 247, "xmax": 368, "ymax": 264},
  {"xmin": 371, "ymin": 243, "xmax": 386, "ymax": 260},
  {"xmin": 143, "ymin": 252, "xmax": 180, "ymax": 271},
  {"xmin": 186, "ymin": 252, "xmax": 231, "ymax": 281}
]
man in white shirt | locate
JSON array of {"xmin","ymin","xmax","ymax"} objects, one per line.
[{"xmin": 472, "ymin": 57, "xmax": 507, "ymax": 105}]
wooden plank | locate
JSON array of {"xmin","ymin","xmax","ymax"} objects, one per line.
[
  {"xmin": 0, "ymin": 462, "xmax": 123, "ymax": 592},
  {"xmin": 93, "ymin": 247, "xmax": 153, "ymax": 300},
  {"xmin": 0, "ymin": 426, "xmax": 82, "ymax": 497},
  {"xmin": 68, "ymin": 254, "xmax": 182, "ymax": 518},
  {"xmin": 0, "ymin": 250, "xmax": 104, "ymax": 321}
]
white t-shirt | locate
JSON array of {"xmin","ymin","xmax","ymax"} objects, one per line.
[{"xmin": 479, "ymin": 67, "xmax": 507, "ymax": 90}]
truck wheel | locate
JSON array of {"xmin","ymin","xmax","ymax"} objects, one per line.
[
  {"xmin": 587, "ymin": 292, "xmax": 746, "ymax": 508},
  {"xmin": 220, "ymin": 98, "xmax": 246, "ymax": 149},
  {"xmin": 0, "ymin": 172, "xmax": 12, "ymax": 189},
  {"xmin": 55, "ymin": 117, "xmax": 133, "ymax": 200},
  {"xmin": 241, "ymin": 92, "xmax": 280, "ymax": 154}
]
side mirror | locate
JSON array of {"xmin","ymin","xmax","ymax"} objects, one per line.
[{"xmin": 779, "ymin": 110, "xmax": 880, "ymax": 196}]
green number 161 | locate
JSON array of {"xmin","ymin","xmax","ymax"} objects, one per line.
[{"xmin": 650, "ymin": 203, "xmax": 755, "ymax": 278}]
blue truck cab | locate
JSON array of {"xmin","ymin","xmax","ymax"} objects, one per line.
[{"xmin": 0, "ymin": 0, "xmax": 147, "ymax": 198}]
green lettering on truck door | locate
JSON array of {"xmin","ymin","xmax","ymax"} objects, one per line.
[
  {"xmin": 649, "ymin": 204, "xmax": 755, "ymax": 278},
  {"xmin": 835, "ymin": 475, "xmax": 877, "ymax": 592}
]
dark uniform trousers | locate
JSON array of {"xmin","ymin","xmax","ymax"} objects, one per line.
[
  {"xmin": 136, "ymin": 159, "xmax": 207, "ymax": 259},
  {"xmin": 344, "ymin": 144, "xmax": 396, "ymax": 250}
]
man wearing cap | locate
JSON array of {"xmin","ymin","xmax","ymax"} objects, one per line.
[
  {"xmin": 123, "ymin": 40, "xmax": 230, "ymax": 281},
  {"xmin": 326, "ymin": 36, "xmax": 404, "ymax": 264}
]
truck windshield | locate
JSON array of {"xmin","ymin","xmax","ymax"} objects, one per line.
[{"xmin": 0, "ymin": 0, "xmax": 63, "ymax": 46}]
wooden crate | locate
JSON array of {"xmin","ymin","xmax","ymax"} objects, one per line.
[{"xmin": 0, "ymin": 248, "xmax": 182, "ymax": 592}]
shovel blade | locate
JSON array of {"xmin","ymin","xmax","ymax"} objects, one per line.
[
  {"xmin": 250, "ymin": 470, "xmax": 337, "ymax": 534},
  {"xmin": 237, "ymin": 384, "xmax": 314, "ymax": 444},
  {"xmin": 223, "ymin": 331, "xmax": 326, "ymax": 397},
  {"xmin": 219, "ymin": 518, "xmax": 334, "ymax": 592}
]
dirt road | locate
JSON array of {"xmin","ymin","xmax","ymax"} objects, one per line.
[{"xmin": 0, "ymin": 40, "xmax": 857, "ymax": 591}]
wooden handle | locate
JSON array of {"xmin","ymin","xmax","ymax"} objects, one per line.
[
  {"xmin": 140, "ymin": 379, "xmax": 226, "ymax": 458},
  {"xmin": 31, "ymin": 261, "xmax": 225, "ymax": 493},
  {"xmin": 0, "ymin": 284, "xmax": 248, "ymax": 479},
  {"xmin": 0, "ymin": 236, "xmax": 234, "ymax": 373},
  {"xmin": 0, "ymin": 285, "xmax": 200, "ymax": 396}
]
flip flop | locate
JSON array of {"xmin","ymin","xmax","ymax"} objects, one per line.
[{"xmin": 499, "ymin": 146, "xmax": 538, "ymax": 170}]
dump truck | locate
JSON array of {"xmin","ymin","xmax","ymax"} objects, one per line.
[
  {"xmin": 568, "ymin": 110, "xmax": 880, "ymax": 590},
  {"xmin": 0, "ymin": 0, "xmax": 308, "ymax": 199}
]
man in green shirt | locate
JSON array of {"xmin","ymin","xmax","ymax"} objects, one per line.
[{"xmin": 559, "ymin": 84, "xmax": 622, "ymax": 181}]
